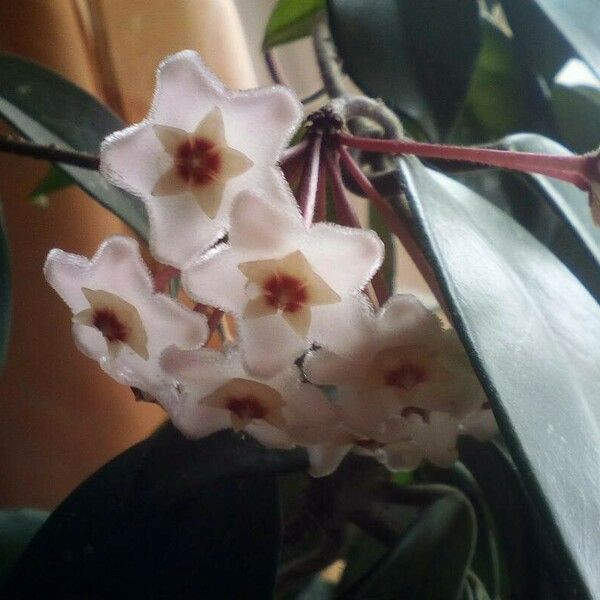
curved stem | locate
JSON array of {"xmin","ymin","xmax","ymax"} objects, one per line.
[
  {"xmin": 0, "ymin": 134, "xmax": 100, "ymax": 169},
  {"xmin": 314, "ymin": 158, "xmax": 328, "ymax": 223},
  {"xmin": 312, "ymin": 13, "xmax": 346, "ymax": 98}
]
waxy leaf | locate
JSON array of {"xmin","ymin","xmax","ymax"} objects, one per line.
[
  {"xmin": 343, "ymin": 494, "xmax": 476, "ymax": 599},
  {"xmin": 394, "ymin": 156, "xmax": 600, "ymax": 599},
  {"xmin": 327, "ymin": 0, "xmax": 481, "ymax": 139},
  {"xmin": 2, "ymin": 425, "xmax": 304, "ymax": 598},
  {"xmin": 0, "ymin": 53, "xmax": 148, "ymax": 239},
  {"xmin": 264, "ymin": 0, "xmax": 325, "ymax": 49}
]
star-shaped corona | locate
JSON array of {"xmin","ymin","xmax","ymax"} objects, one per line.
[
  {"xmin": 182, "ymin": 191, "xmax": 384, "ymax": 377},
  {"xmin": 100, "ymin": 50, "xmax": 303, "ymax": 268},
  {"xmin": 44, "ymin": 236, "xmax": 208, "ymax": 398}
]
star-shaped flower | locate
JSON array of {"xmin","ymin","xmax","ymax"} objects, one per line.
[
  {"xmin": 304, "ymin": 294, "xmax": 484, "ymax": 419},
  {"xmin": 44, "ymin": 236, "xmax": 208, "ymax": 398},
  {"xmin": 100, "ymin": 50, "xmax": 303, "ymax": 268},
  {"xmin": 159, "ymin": 345, "xmax": 338, "ymax": 456},
  {"xmin": 182, "ymin": 191, "xmax": 384, "ymax": 376}
]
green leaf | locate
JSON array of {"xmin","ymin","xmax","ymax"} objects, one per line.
[
  {"xmin": 499, "ymin": 0, "xmax": 600, "ymax": 81},
  {"xmin": 263, "ymin": 0, "xmax": 325, "ymax": 49},
  {"xmin": 395, "ymin": 156, "xmax": 600, "ymax": 599},
  {"xmin": 451, "ymin": 19, "xmax": 553, "ymax": 144},
  {"xmin": 494, "ymin": 133, "xmax": 600, "ymax": 301},
  {"xmin": 0, "ymin": 202, "xmax": 10, "ymax": 370},
  {"xmin": 343, "ymin": 494, "xmax": 476, "ymax": 599},
  {"xmin": 551, "ymin": 61, "xmax": 600, "ymax": 153},
  {"xmin": 29, "ymin": 165, "xmax": 72, "ymax": 207},
  {"xmin": 0, "ymin": 53, "xmax": 148, "ymax": 239},
  {"xmin": 2, "ymin": 425, "xmax": 305, "ymax": 598},
  {"xmin": 327, "ymin": 0, "xmax": 481, "ymax": 139},
  {"xmin": 0, "ymin": 509, "xmax": 48, "ymax": 587}
]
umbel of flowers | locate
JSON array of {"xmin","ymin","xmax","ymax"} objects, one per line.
[{"xmin": 45, "ymin": 50, "xmax": 496, "ymax": 477}]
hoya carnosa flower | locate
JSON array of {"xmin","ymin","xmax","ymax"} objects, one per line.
[
  {"xmin": 44, "ymin": 236, "xmax": 208, "ymax": 397},
  {"xmin": 183, "ymin": 191, "xmax": 383, "ymax": 377},
  {"xmin": 100, "ymin": 50, "xmax": 302, "ymax": 268},
  {"xmin": 304, "ymin": 294, "xmax": 483, "ymax": 418},
  {"xmin": 159, "ymin": 345, "xmax": 338, "ymax": 456}
]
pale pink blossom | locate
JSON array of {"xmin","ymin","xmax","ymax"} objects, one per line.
[{"xmin": 100, "ymin": 50, "xmax": 303, "ymax": 267}]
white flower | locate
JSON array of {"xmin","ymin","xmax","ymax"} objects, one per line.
[
  {"xmin": 159, "ymin": 345, "xmax": 338, "ymax": 456},
  {"xmin": 460, "ymin": 402, "xmax": 498, "ymax": 441},
  {"xmin": 304, "ymin": 294, "xmax": 483, "ymax": 419},
  {"xmin": 44, "ymin": 236, "xmax": 208, "ymax": 398},
  {"xmin": 182, "ymin": 191, "xmax": 384, "ymax": 377},
  {"xmin": 100, "ymin": 50, "xmax": 303, "ymax": 268}
]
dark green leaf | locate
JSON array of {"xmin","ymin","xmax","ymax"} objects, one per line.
[
  {"xmin": 264, "ymin": 0, "xmax": 325, "ymax": 49},
  {"xmin": 327, "ymin": 0, "xmax": 482, "ymax": 139},
  {"xmin": 3, "ymin": 424, "xmax": 305, "ymax": 598},
  {"xmin": 29, "ymin": 165, "xmax": 72, "ymax": 207},
  {"xmin": 451, "ymin": 19, "xmax": 553, "ymax": 144},
  {"xmin": 552, "ymin": 76, "xmax": 600, "ymax": 153},
  {"xmin": 0, "ymin": 53, "xmax": 148, "ymax": 239},
  {"xmin": 459, "ymin": 438, "xmax": 541, "ymax": 599},
  {"xmin": 0, "ymin": 202, "xmax": 10, "ymax": 370},
  {"xmin": 494, "ymin": 133, "xmax": 600, "ymax": 301},
  {"xmin": 395, "ymin": 156, "xmax": 600, "ymax": 599},
  {"xmin": 499, "ymin": 0, "xmax": 600, "ymax": 81},
  {"xmin": 343, "ymin": 494, "xmax": 476, "ymax": 599},
  {"xmin": 0, "ymin": 509, "xmax": 48, "ymax": 587}
]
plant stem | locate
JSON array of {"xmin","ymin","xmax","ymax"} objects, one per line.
[
  {"xmin": 337, "ymin": 132, "xmax": 595, "ymax": 190},
  {"xmin": 314, "ymin": 159, "xmax": 328, "ymax": 223},
  {"xmin": 297, "ymin": 135, "xmax": 323, "ymax": 225},
  {"xmin": 153, "ymin": 265, "xmax": 180, "ymax": 293},
  {"xmin": 312, "ymin": 12, "xmax": 346, "ymax": 98},
  {"xmin": 0, "ymin": 134, "xmax": 100, "ymax": 169},
  {"xmin": 337, "ymin": 144, "xmax": 448, "ymax": 313},
  {"xmin": 324, "ymin": 147, "xmax": 389, "ymax": 305}
]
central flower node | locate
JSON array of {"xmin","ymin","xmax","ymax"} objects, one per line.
[
  {"xmin": 202, "ymin": 377, "xmax": 287, "ymax": 431},
  {"xmin": 262, "ymin": 271, "xmax": 308, "ymax": 313},
  {"xmin": 226, "ymin": 396, "xmax": 267, "ymax": 422},
  {"xmin": 238, "ymin": 250, "xmax": 340, "ymax": 337},
  {"xmin": 174, "ymin": 137, "xmax": 221, "ymax": 187},
  {"xmin": 385, "ymin": 363, "xmax": 428, "ymax": 391},
  {"xmin": 92, "ymin": 308, "xmax": 128, "ymax": 342},
  {"xmin": 73, "ymin": 288, "xmax": 149, "ymax": 360}
]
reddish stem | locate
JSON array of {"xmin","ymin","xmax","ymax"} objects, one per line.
[
  {"xmin": 324, "ymin": 147, "xmax": 390, "ymax": 305},
  {"xmin": 337, "ymin": 144, "xmax": 449, "ymax": 314},
  {"xmin": 336, "ymin": 132, "xmax": 595, "ymax": 189},
  {"xmin": 314, "ymin": 159, "xmax": 328, "ymax": 223},
  {"xmin": 297, "ymin": 135, "xmax": 323, "ymax": 225},
  {"xmin": 153, "ymin": 265, "xmax": 180, "ymax": 293},
  {"xmin": 208, "ymin": 308, "xmax": 225, "ymax": 333},
  {"xmin": 280, "ymin": 139, "xmax": 310, "ymax": 167}
]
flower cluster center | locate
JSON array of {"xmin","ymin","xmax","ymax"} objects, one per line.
[
  {"xmin": 262, "ymin": 272, "xmax": 308, "ymax": 314},
  {"xmin": 226, "ymin": 395, "xmax": 267, "ymax": 421},
  {"xmin": 93, "ymin": 308, "xmax": 128, "ymax": 342},
  {"xmin": 386, "ymin": 363, "xmax": 428, "ymax": 391},
  {"xmin": 175, "ymin": 137, "xmax": 221, "ymax": 186}
]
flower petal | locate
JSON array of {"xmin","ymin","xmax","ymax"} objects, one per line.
[{"xmin": 307, "ymin": 443, "xmax": 352, "ymax": 477}]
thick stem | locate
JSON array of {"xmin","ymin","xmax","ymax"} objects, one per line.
[
  {"xmin": 312, "ymin": 13, "xmax": 346, "ymax": 98},
  {"xmin": 337, "ymin": 144, "xmax": 449, "ymax": 314},
  {"xmin": 337, "ymin": 132, "xmax": 594, "ymax": 189},
  {"xmin": 314, "ymin": 159, "xmax": 328, "ymax": 223},
  {"xmin": 324, "ymin": 148, "xmax": 389, "ymax": 305},
  {"xmin": 297, "ymin": 135, "xmax": 323, "ymax": 225},
  {"xmin": 0, "ymin": 134, "xmax": 100, "ymax": 169}
]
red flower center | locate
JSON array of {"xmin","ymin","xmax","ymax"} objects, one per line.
[
  {"xmin": 226, "ymin": 396, "xmax": 266, "ymax": 422},
  {"xmin": 355, "ymin": 438, "xmax": 385, "ymax": 451},
  {"xmin": 175, "ymin": 137, "xmax": 221, "ymax": 186},
  {"xmin": 262, "ymin": 272, "xmax": 308, "ymax": 313},
  {"xmin": 385, "ymin": 363, "xmax": 428, "ymax": 391},
  {"xmin": 93, "ymin": 309, "xmax": 128, "ymax": 342}
]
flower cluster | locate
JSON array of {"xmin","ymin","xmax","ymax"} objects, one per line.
[{"xmin": 45, "ymin": 51, "xmax": 496, "ymax": 477}]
